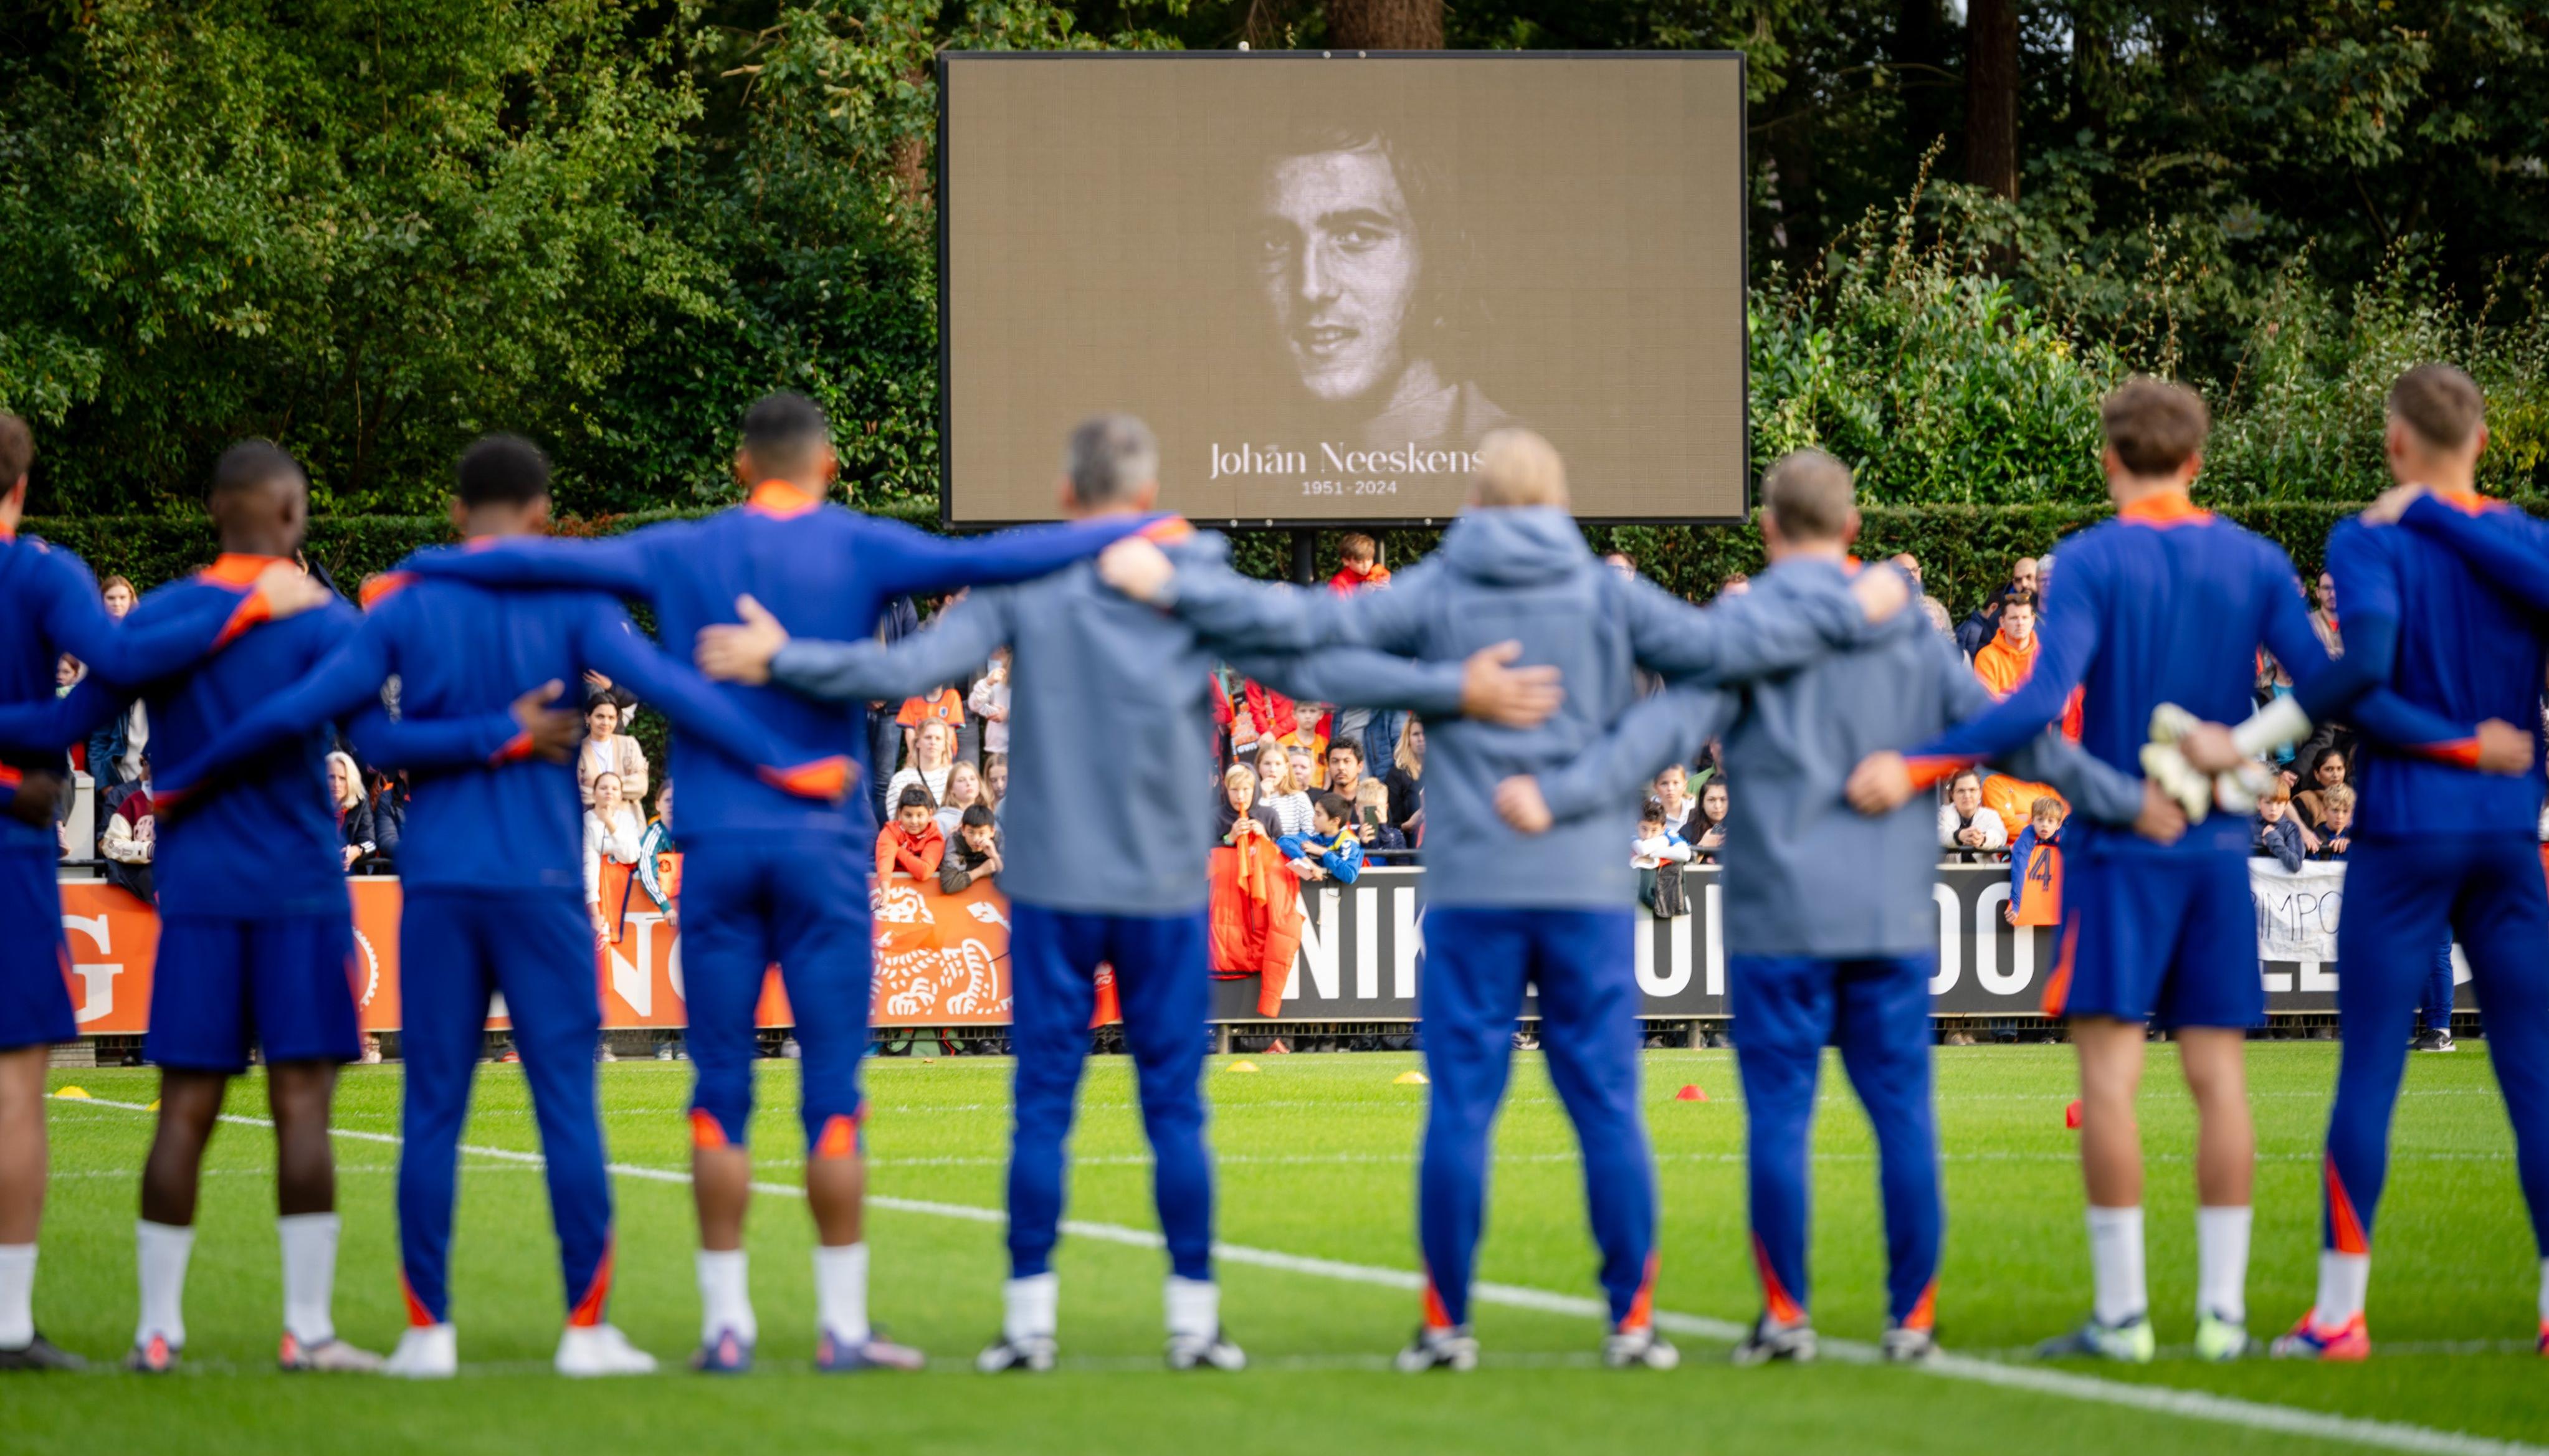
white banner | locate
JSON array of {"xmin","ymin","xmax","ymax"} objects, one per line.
[{"xmin": 2251, "ymin": 859, "xmax": 2347, "ymax": 963}]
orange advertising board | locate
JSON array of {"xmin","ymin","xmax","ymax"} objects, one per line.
[{"xmin": 57, "ymin": 873, "xmax": 1013, "ymax": 1034}]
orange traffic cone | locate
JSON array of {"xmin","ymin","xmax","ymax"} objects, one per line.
[
  {"xmin": 1675, "ymin": 1085, "xmax": 1707, "ymax": 1102},
  {"xmin": 2064, "ymin": 1099, "xmax": 2083, "ymax": 1129}
]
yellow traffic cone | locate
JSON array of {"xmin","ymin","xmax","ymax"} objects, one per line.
[
  {"xmin": 1226, "ymin": 1060, "xmax": 1260, "ymax": 1073},
  {"xmin": 1393, "ymin": 1070, "xmax": 1429, "ymax": 1086},
  {"xmin": 52, "ymin": 1086, "xmax": 90, "ymax": 1100}
]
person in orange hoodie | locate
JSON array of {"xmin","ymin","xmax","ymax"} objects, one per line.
[
  {"xmin": 1975, "ymin": 591, "xmax": 2085, "ymax": 739},
  {"xmin": 875, "ymin": 785, "xmax": 945, "ymax": 883},
  {"xmin": 1326, "ymin": 533, "xmax": 1391, "ymax": 596}
]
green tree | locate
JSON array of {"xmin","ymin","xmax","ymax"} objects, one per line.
[{"xmin": 0, "ymin": 1, "xmax": 715, "ymax": 514}]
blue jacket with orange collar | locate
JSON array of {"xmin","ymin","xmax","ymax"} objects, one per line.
[
  {"xmin": 1905, "ymin": 491, "xmax": 2472, "ymax": 857},
  {"xmin": 0, "ymin": 531, "xmax": 285, "ymax": 847},
  {"xmin": 2337, "ymin": 490, "xmax": 2549, "ymax": 839},
  {"xmin": 145, "ymin": 570, "xmax": 847, "ymax": 897},
  {"xmin": 391, "ymin": 485, "xmax": 1141, "ymax": 844}
]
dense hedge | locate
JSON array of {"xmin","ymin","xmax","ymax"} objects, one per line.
[{"xmin": 45, "ymin": 495, "xmax": 2542, "ymax": 628}]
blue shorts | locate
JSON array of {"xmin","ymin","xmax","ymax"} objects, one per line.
[
  {"xmin": 145, "ymin": 913, "xmax": 363, "ymax": 1073},
  {"xmin": 677, "ymin": 831, "xmax": 872, "ymax": 1151},
  {"xmin": 0, "ymin": 850, "xmax": 77, "ymax": 1052},
  {"xmin": 2044, "ymin": 850, "xmax": 2262, "ymax": 1029}
]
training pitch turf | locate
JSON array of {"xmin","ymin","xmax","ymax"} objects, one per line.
[{"xmin": 10, "ymin": 1042, "xmax": 2544, "ymax": 1454}]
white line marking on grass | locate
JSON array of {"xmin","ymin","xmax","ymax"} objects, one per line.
[{"xmin": 55, "ymin": 1093, "xmax": 2543, "ymax": 1456}]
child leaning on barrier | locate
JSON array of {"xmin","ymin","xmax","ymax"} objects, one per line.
[
  {"xmin": 2252, "ymin": 784, "xmax": 2306, "ymax": 872},
  {"xmin": 1633, "ymin": 798, "xmax": 1694, "ymax": 918},
  {"xmin": 1278, "ymin": 792, "xmax": 1366, "ymax": 885}
]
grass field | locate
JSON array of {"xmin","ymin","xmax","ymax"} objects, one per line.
[{"xmin": 10, "ymin": 1042, "xmax": 2544, "ymax": 1454}]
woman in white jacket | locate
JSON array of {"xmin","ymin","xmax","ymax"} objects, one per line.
[
  {"xmin": 583, "ymin": 771, "xmax": 646, "ymax": 941},
  {"xmin": 1937, "ymin": 767, "xmax": 2009, "ymax": 862}
]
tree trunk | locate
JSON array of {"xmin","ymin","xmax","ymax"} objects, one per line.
[
  {"xmin": 1325, "ymin": 0, "xmax": 1442, "ymax": 50},
  {"xmin": 1963, "ymin": 0, "xmax": 2018, "ymax": 199}
]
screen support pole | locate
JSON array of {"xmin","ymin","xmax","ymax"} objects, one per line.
[{"xmin": 1289, "ymin": 527, "xmax": 1318, "ymax": 587}]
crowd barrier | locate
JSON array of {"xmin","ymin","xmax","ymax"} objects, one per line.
[{"xmin": 54, "ymin": 859, "xmax": 2457, "ymax": 1039}]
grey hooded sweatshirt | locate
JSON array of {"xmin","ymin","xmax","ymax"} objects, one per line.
[
  {"xmin": 765, "ymin": 525, "xmax": 1467, "ymax": 916},
  {"xmin": 1151, "ymin": 507, "xmax": 1883, "ymax": 910},
  {"xmin": 1535, "ymin": 555, "xmax": 2146, "ymax": 957}
]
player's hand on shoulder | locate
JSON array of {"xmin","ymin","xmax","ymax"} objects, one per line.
[
  {"xmin": 2175, "ymin": 721, "xmax": 2244, "ymax": 774},
  {"xmin": 2, "ymin": 771, "xmax": 65, "ymax": 829},
  {"xmin": 254, "ymin": 561, "xmax": 335, "ymax": 619},
  {"xmin": 512, "ymin": 680, "xmax": 582, "ymax": 763},
  {"xmin": 2133, "ymin": 777, "xmax": 2189, "ymax": 845},
  {"xmin": 2360, "ymin": 482, "xmax": 2429, "ymax": 525},
  {"xmin": 1493, "ymin": 776, "xmax": 1553, "ymax": 835},
  {"xmin": 2475, "ymin": 718, "xmax": 2535, "ymax": 774},
  {"xmin": 1844, "ymin": 751, "xmax": 1912, "ymax": 815},
  {"xmin": 1097, "ymin": 536, "xmax": 1175, "ymax": 602},
  {"xmin": 1851, "ymin": 564, "xmax": 1910, "ymax": 623},
  {"xmin": 1460, "ymin": 641, "xmax": 1564, "ymax": 728},
  {"xmin": 695, "ymin": 595, "xmax": 789, "ymax": 685}
]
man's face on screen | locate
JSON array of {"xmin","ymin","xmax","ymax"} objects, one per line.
[{"xmin": 1256, "ymin": 145, "xmax": 1422, "ymax": 406}]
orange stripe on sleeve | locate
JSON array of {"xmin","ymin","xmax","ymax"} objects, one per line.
[
  {"xmin": 488, "ymin": 730, "xmax": 536, "ymax": 766},
  {"xmin": 761, "ymin": 756, "xmax": 853, "ymax": 802},
  {"xmin": 2415, "ymin": 739, "xmax": 2483, "ymax": 769},
  {"xmin": 1903, "ymin": 755, "xmax": 1972, "ymax": 791}
]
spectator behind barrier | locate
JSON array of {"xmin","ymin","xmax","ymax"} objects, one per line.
[
  {"xmin": 983, "ymin": 755, "xmax": 1009, "ymax": 826},
  {"xmin": 1325, "ymin": 739, "xmax": 1367, "ymax": 811},
  {"xmin": 1939, "ymin": 766, "xmax": 2009, "ymax": 862},
  {"xmin": 99, "ymin": 753, "xmax": 155, "ymax": 903},
  {"xmin": 1956, "ymin": 556, "xmax": 2036, "ymax": 658},
  {"xmin": 935, "ymin": 759, "xmax": 984, "ymax": 839},
  {"xmin": 2308, "ymin": 784, "xmax": 2356, "ymax": 860},
  {"xmin": 584, "ymin": 769, "xmax": 645, "ymax": 941},
  {"xmin": 1688, "ymin": 778, "xmax": 1729, "ymax": 862},
  {"xmin": 885, "ymin": 716, "xmax": 955, "ymax": 814},
  {"xmin": 877, "ymin": 784, "xmax": 947, "ymax": 882},
  {"xmin": 1255, "ymin": 741, "xmax": 1315, "ymax": 837},
  {"xmin": 2253, "ymin": 784, "xmax": 2305, "ymax": 872},
  {"xmin": 1652, "ymin": 759, "xmax": 1694, "ymax": 836},
  {"xmin": 369, "ymin": 767, "xmax": 408, "ymax": 866},
  {"xmin": 1217, "ymin": 763, "xmax": 1284, "ymax": 845},
  {"xmin": 938, "ymin": 803, "xmax": 1004, "ymax": 893},
  {"xmin": 1383, "ymin": 716, "xmax": 1425, "ymax": 843},
  {"xmin": 2005, "ymin": 796, "xmax": 2065, "ymax": 926},
  {"xmin": 1973, "ymin": 590, "xmax": 2041, "ymax": 700},
  {"xmin": 1351, "ymin": 778, "xmax": 1408, "ymax": 863},
  {"xmin": 2295, "ymin": 745, "xmax": 2350, "ymax": 852},
  {"xmin": 968, "ymin": 646, "xmax": 1011, "ymax": 773},
  {"xmin": 636, "ymin": 779, "xmax": 679, "ymax": 927},
  {"xmin": 1278, "ymin": 792, "xmax": 1364, "ymax": 885},
  {"xmin": 1632, "ymin": 797, "xmax": 1694, "ymax": 918},
  {"xmin": 576, "ymin": 693, "xmax": 648, "ymax": 808},
  {"xmin": 326, "ymin": 749, "xmax": 376, "ymax": 872}
]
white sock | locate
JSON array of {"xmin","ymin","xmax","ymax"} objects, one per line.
[
  {"xmin": 2314, "ymin": 1249, "xmax": 2371, "ymax": 1326},
  {"xmin": 0, "ymin": 1244, "xmax": 34, "ymax": 1348},
  {"xmin": 695, "ymin": 1249, "xmax": 755, "ymax": 1346},
  {"xmin": 2538, "ymin": 1259, "xmax": 2548, "ymax": 1326},
  {"xmin": 813, "ymin": 1242, "xmax": 869, "ymax": 1344},
  {"xmin": 1165, "ymin": 1275, "xmax": 1219, "ymax": 1342},
  {"xmin": 2195, "ymin": 1206, "xmax": 2251, "ymax": 1323},
  {"xmin": 135, "ymin": 1220, "xmax": 196, "ymax": 1351},
  {"xmin": 279, "ymin": 1212, "xmax": 340, "ymax": 1346},
  {"xmin": 2086, "ymin": 1205, "xmax": 2146, "ymax": 1327},
  {"xmin": 1003, "ymin": 1272, "xmax": 1059, "ymax": 1343}
]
